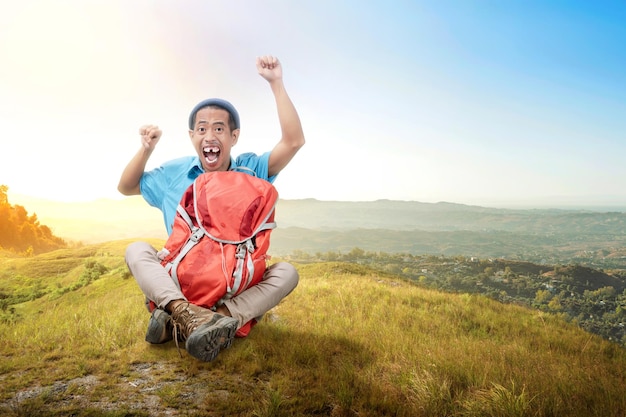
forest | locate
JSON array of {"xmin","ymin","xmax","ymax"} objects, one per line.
[{"xmin": 0, "ymin": 185, "xmax": 67, "ymax": 255}]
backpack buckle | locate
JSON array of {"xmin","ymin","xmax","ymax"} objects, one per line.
[{"xmin": 190, "ymin": 227, "xmax": 204, "ymax": 242}]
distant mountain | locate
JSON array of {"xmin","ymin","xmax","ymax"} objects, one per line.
[
  {"xmin": 8, "ymin": 195, "xmax": 626, "ymax": 267},
  {"xmin": 275, "ymin": 199, "xmax": 626, "ymax": 234}
]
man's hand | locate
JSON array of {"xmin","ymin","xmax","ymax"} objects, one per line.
[
  {"xmin": 256, "ymin": 55, "xmax": 283, "ymax": 82},
  {"xmin": 139, "ymin": 125, "xmax": 162, "ymax": 151}
]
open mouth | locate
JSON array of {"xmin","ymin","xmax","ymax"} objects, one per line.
[{"xmin": 203, "ymin": 146, "xmax": 220, "ymax": 165}]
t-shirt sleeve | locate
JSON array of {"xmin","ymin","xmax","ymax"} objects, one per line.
[
  {"xmin": 139, "ymin": 156, "xmax": 197, "ymax": 211},
  {"xmin": 139, "ymin": 167, "xmax": 165, "ymax": 209}
]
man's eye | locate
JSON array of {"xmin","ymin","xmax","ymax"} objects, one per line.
[
  {"xmin": 198, "ymin": 127, "xmax": 206, "ymax": 133},
  {"xmin": 215, "ymin": 127, "xmax": 223, "ymax": 133}
]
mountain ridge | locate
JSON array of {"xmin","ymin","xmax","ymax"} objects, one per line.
[{"xmin": 8, "ymin": 193, "xmax": 626, "ymax": 268}]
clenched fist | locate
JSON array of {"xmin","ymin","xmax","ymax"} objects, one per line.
[
  {"xmin": 256, "ymin": 55, "xmax": 283, "ymax": 82},
  {"xmin": 139, "ymin": 125, "xmax": 162, "ymax": 151}
]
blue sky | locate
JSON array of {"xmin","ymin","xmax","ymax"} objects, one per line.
[{"xmin": 1, "ymin": 0, "xmax": 625, "ymax": 207}]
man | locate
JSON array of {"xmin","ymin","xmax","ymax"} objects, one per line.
[{"xmin": 118, "ymin": 55, "xmax": 305, "ymax": 362}]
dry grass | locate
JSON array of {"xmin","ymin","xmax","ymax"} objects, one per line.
[{"xmin": 0, "ymin": 242, "xmax": 625, "ymax": 416}]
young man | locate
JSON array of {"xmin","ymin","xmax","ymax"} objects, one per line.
[{"xmin": 118, "ymin": 56, "xmax": 305, "ymax": 362}]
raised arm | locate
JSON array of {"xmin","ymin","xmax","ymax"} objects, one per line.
[
  {"xmin": 117, "ymin": 125, "xmax": 162, "ymax": 196},
  {"xmin": 256, "ymin": 56, "xmax": 305, "ymax": 177}
]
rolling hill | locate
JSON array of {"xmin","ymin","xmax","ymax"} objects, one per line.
[{"xmin": 1, "ymin": 241, "xmax": 625, "ymax": 416}]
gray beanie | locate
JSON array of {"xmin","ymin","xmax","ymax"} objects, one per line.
[{"xmin": 188, "ymin": 98, "xmax": 240, "ymax": 130}]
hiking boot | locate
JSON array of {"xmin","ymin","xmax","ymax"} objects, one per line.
[
  {"xmin": 145, "ymin": 308, "xmax": 173, "ymax": 344},
  {"xmin": 170, "ymin": 301, "xmax": 239, "ymax": 362}
]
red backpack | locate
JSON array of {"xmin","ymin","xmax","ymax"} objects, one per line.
[{"xmin": 155, "ymin": 171, "xmax": 278, "ymax": 337}]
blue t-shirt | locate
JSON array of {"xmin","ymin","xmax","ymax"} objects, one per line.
[{"xmin": 140, "ymin": 152, "xmax": 276, "ymax": 235}]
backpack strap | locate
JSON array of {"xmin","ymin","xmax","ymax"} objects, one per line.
[
  {"xmin": 220, "ymin": 201, "xmax": 278, "ymax": 301},
  {"xmin": 176, "ymin": 204, "xmax": 194, "ymax": 230},
  {"xmin": 163, "ymin": 201, "xmax": 205, "ymax": 291},
  {"xmin": 229, "ymin": 165, "xmax": 257, "ymax": 177},
  {"xmin": 226, "ymin": 239, "xmax": 255, "ymax": 300}
]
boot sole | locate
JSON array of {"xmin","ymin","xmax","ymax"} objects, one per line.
[{"xmin": 185, "ymin": 316, "xmax": 239, "ymax": 362}]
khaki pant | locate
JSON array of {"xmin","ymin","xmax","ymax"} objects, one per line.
[{"xmin": 125, "ymin": 241, "xmax": 299, "ymax": 328}]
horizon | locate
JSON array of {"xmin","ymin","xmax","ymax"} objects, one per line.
[
  {"xmin": 1, "ymin": 1, "xmax": 625, "ymax": 206},
  {"xmin": 8, "ymin": 190, "xmax": 626, "ymax": 214}
]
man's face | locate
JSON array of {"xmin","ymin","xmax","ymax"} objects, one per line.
[{"xmin": 189, "ymin": 107, "xmax": 239, "ymax": 172}]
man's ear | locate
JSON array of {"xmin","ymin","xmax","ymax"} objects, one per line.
[
  {"xmin": 231, "ymin": 129, "xmax": 240, "ymax": 146},
  {"xmin": 188, "ymin": 129, "xmax": 194, "ymax": 141}
]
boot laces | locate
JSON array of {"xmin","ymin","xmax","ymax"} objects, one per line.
[{"xmin": 170, "ymin": 301, "xmax": 215, "ymax": 357}]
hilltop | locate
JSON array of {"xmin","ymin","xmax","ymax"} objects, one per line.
[
  {"xmin": 330, "ymin": 251, "xmax": 626, "ymax": 346},
  {"xmin": 1, "ymin": 241, "xmax": 625, "ymax": 416}
]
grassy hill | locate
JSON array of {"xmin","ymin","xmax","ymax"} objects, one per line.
[{"xmin": 1, "ymin": 242, "xmax": 625, "ymax": 416}]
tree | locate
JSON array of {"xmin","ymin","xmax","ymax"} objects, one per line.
[
  {"xmin": 535, "ymin": 289, "xmax": 552, "ymax": 304},
  {"xmin": 548, "ymin": 296, "xmax": 562, "ymax": 311},
  {"xmin": 0, "ymin": 184, "xmax": 67, "ymax": 254},
  {"xmin": 0, "ymin": 185, "xmax": 8, "ymax": 204}
]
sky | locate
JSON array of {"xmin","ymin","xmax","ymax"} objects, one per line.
[{"xmin": 1, "ymin": 0, "xmax": 625, "ymax": 208}]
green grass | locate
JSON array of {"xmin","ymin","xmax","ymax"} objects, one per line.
[{"xmin": 0, "ymin": 242, "xmax": 625, "ymax": 416}]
